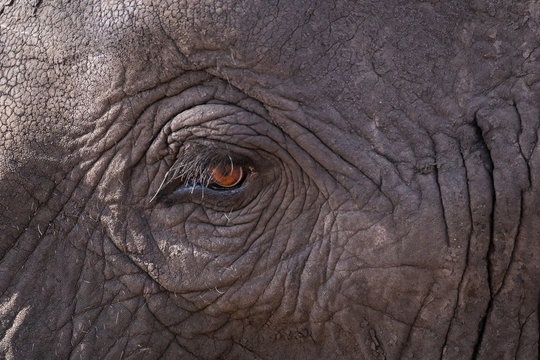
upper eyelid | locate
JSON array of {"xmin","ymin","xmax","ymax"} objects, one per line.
[{"xmin": 170, "ymin": 104, "xmax": 243, "ymax": 132}]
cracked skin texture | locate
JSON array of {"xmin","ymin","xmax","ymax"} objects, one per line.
[{"xmin": 0, "ymin": 0, "xmax": 539, "ymax": 359}]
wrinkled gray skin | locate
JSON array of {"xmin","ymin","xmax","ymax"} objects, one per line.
[{"xmin": 0, "ymin": 0, "xmax": 539, "ymax": 359}]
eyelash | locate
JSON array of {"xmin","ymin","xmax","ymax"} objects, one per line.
[{"xmin": 152, "ymin": 145, "xmax": 250, "ymax": 201}]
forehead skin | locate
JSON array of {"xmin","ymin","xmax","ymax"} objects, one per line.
[{"xmin": 2, "ymin": 0, "xmax": 535, "ymax": 157}]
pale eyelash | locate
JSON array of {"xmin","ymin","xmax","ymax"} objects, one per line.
[{"xmin": 150, "ymin": 144, "xmax": 234, "ymax": 202}]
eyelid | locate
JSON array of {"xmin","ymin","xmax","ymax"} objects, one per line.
[{"xmin": 170, "ymin": 105, "xmax": 242, "ymax": 132}]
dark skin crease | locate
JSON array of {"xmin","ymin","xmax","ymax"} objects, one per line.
[{"xmin": 0, "ymin": 0, "xmax": 538, "ymax": 359}]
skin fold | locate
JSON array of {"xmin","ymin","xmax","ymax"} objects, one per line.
[{"xmin": 0, "ymin": 0, "xmax": 539, "ymax": 359}]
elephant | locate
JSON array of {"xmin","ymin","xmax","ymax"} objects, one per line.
[{"xmin": 0, "ymin": 0, "xmax": 539, "ymax": 358}]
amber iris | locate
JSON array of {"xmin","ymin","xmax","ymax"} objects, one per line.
[{"xmin": 210, "ymin": 163, "xmax": 244, "ymax": 188}]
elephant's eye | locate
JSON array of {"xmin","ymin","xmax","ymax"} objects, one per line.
[
  {"xmin": 152, "ymin": 140, "xmax": 276, "ymax": 210},
  {"xmin": 152, "ymin": 142, "xmax": 259, "ymax": 208},
  {"xmin": 208, "ymin": 163, "xmax": 245, "ymax": 189}
]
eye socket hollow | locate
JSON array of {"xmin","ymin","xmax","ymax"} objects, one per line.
[{"xmin": 209, "ymin": 163, "xmax": 244, "ymax": 189}]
